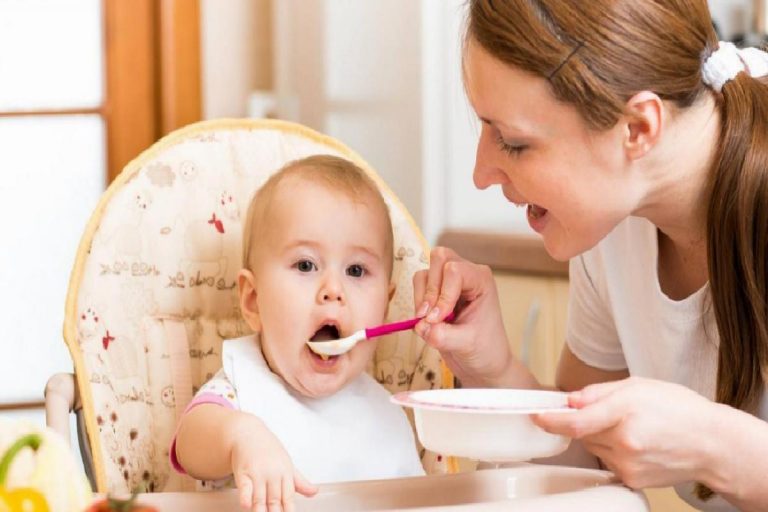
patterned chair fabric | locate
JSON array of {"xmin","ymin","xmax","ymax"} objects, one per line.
[{"xmin": 62, "ymin": 119, "xmax": 452, "ymax": 493}]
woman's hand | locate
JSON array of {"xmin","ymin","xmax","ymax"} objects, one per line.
[
  {"xmin": 533, "ymin": 377, "xmax": 724, "ymax": 490},
  {"xmin": 413, "ymin": 247, "xmax": 537, "ymax": 388},
  {"xmin": 230, "ymin": 416, "xmax": 317, "ymax": 512}
]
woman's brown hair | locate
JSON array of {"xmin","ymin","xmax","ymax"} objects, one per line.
[{"xmin": 467, "ymin": 0, "xmax": 768, "ymax": 501}]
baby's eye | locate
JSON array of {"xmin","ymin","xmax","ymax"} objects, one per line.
[
  {"xmin": 346, "ymin": 264, "xmax": 366, "ymax": 277},
  {"xmin": 294, "ymin": 259, "xmax": 317, "ymax": 272}
]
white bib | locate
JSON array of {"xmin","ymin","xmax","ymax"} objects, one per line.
[{"xmin": 222, "ymin": 336, "xmax": 425, "ymax": 484}]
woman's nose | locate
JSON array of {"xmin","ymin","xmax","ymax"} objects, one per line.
[
  {"xmin": 473, "ymin": 130, "xmax": 511, "ymax": 190},
  {"xmin": 317, "ymin": 273, "xmax": 345, "ymax": 304},
  {"xmin": 473, "ymin": 164, "xmax": 510, "ymax": 190}
]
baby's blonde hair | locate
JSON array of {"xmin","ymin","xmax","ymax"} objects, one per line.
[{"xmin": 241, "ymin": 154, "xmax": 394, "ymax": 274}]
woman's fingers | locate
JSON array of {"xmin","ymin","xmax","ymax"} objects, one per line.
[
  {"xmin": 533, "ymin": 377, "xmax": 635, "ymax": 437},
  {"xmin": 420, "ymin": 320, "xmax": 472, "ymax": 354},
  {"xmin": 413, "ymin": 247, "xmax": 495, "ymax": 326},
  {"xmin": 427, "ymin": 260, "xmax": 466, "ymax": 321},
  {"xmin": 533, "ymin": 394, "xmax": 625, "ymax": 439},
  {"xmin": 415, "ymin": 247, "xmax": 462, "ymax": 316},
  {"xmin": 569, "ymin": 378, "xmax": 633, "ymax": 408}
]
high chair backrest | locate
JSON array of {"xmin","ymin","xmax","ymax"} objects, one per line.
[{"xmin": 63, "ymin": 119, "xmax": 452, "ymax": 494}]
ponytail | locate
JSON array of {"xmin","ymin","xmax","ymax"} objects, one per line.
[{"xmin": 698, "ymin": 73, "xmax": 768, "ymax": 500}]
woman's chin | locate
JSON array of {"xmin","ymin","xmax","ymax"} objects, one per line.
[{"xmin": 543, "ymin": 241, "xmax": 573, "ymax": 262}]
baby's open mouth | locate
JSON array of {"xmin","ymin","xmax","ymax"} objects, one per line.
[
  {"xmin": 310, "ymin": 324, "xmax": 340, "ymax": 342},
  {"xmin": 309, "ymin": 324, "xmax": 342, "ymax": 362}
]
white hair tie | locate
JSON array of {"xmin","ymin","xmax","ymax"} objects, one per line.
[{"xmin": 702, "ymin": 41, "xmax": 768, "ymax": 92}]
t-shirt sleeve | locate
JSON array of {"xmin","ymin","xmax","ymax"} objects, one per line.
[
  {"xmin": 169, "ymin": 369, "xmax": 239, "ymax": 474},
  {"xmin": 565, "ymin": 254, "xmax": 628, "ymax": 371}
]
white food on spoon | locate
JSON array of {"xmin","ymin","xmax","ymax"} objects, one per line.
[{"xmin": 307, "ymin": 327, "xmax": 367, "ymax": 357}]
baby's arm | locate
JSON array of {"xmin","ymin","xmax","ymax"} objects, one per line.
[
  {"xmin": 175, "ymin": 402, "xmax": 318, "ymax": 510},
  {"xmin": 174, "ymin": 403, "xmax": 253, "ymax": 480}
]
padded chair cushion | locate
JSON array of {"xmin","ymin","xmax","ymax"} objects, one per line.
[{"xmin": 63, "ymin": 119, "xmax": 451, "ymax": 493}]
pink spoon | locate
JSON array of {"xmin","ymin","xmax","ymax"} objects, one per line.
[{"xmin": 307, "ymin": 311, "xmax": 456, "ymax": 357}]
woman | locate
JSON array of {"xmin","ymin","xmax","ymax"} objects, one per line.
[{"xmin": 415, "ymin": 1, "xmax": 768, "ymax": 510}]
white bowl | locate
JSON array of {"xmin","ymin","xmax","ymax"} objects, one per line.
[{"xmin": 391, "ymin": 388, "xmax": 574, "ymax": 462}]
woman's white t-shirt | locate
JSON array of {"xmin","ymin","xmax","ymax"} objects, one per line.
[{"xmin": 566, "ymin": 216, "xmax": 768, "ymax": 512}]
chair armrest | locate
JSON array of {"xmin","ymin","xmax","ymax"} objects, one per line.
[{"xmin": 44, "ymin": 372, "xmax": 80, "ymax": 444}]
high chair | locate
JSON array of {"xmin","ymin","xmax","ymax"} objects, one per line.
[{"xmin": 45, "ymin": 119, "xmax": 455, "ymax": 494}]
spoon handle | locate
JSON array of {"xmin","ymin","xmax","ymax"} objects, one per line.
[{"xmin": 365, "ymin": 311, "xmax": 456, "ymax": 339}]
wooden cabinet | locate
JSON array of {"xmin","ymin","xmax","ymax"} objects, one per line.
[{"xmin": 493, "ymin": 271, "xmax": 568, "ymax": 387}]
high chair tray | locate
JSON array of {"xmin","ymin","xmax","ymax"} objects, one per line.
[{"xmin": 126, "ymin": 464, "xmax": 649, "ymax": 511}]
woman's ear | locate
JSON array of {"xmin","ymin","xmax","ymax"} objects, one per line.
[
  {"xmin": 623, "ymin": 91, "xmax": 663, "ymax": 160},
  {"xmin": 238, "ymin": 268, "xmax": 261, "ymax": 332}
]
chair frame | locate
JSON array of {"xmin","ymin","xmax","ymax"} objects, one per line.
[
  {"xmin": 53, "ymin": 118, "xmax": 452, "ymax": 492},
  {"xmin": 44, "ymin": 372, "xmax": 96, "ymax": 490}
]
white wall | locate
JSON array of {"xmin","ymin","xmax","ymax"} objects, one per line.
[
  {"xmin": 272, "ymin": 0, "xmax": 427, "ymax": 232},
  {"xmin": 421, "ymin": 0, "xmax": 532, "ymax": 242},
  {"xmin": 270, "ymin": 0, "xmax": 528, "ymax": 244},
  {"xmin": 709, "ymin": 0, "xmax": 751, "ymax": 39},
  {"xmin": 200, "ymin": 0, "xmax": 272, "ymax": 119}
]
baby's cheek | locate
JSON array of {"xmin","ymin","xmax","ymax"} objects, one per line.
[{"xmin": 353, "ymin": 342, "xmax": 378, "ymax": 369}]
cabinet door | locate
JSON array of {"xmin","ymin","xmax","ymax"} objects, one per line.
[
  {"xmin": 644, "ymin": 488, "xmax": 699, "ymax": 512},
  {"xmin": 493, "ymin": 271, "xmax": 566, "ymax": 386}
]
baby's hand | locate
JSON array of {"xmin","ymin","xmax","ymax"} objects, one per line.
[{"xmin": 230, "ymin": 416, "xmax": 318, "ymax": 512}]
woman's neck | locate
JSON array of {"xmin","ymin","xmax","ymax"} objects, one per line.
[
  {"xmin": 635, "ymin": 96, "xmax": 719, "ymax": 247},
  {"xmin": 634, "ymin": 95, "xmax": 720, "ymax": 297}
]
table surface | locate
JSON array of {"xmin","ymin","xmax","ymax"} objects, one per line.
[{"xmin": 113, "ymin": 466, "xmax": 650, "ymax": 512}]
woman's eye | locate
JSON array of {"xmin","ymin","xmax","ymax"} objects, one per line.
[
  {"xmin": 295, "ymin": 260, "xmax": 317, "ymax": 272},
  {"xmin": 495, "ymin": 135, "xmax": 527, "ymax": 157},
  {"xmin": 346, "ymin": 264, "xmax": 365, "ymax": 278}
]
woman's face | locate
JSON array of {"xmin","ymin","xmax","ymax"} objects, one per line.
[{"xmin": 464, "ymin": 39, "xmax": 643, "ymax": 261}]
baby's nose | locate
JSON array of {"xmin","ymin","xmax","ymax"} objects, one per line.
[
  {"xmin": 317, "ymin": 275, "xmax": 345, "ymax": 304},
  {"xmin": 322, "ymin": 291, "xmax": 342, "ymax": 302}
]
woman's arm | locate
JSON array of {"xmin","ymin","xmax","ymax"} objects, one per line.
[
  {"xmin": 556, "ymin": 344, "xmax": 629, "ymax": 391},
  {"xmin": 705, "ymin": 403, "xmax": 768, "ymax": 511}
]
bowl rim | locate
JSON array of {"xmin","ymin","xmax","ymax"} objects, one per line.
[{"xmin": 390, "ymin": 388, "xmax": 576, "ymax": 415}]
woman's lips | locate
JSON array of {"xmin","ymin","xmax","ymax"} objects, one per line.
[
  {"xmin": 526, "ymin": 204, "xmax": 550, "ymax": 233},
  {"xmin": 528, "ymin": 204, "xmax": 547, "ymax": 219}
]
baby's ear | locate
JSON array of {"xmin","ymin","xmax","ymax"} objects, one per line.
[{"xmin": 238, "ymin": 269, "xmax": 262, "ymax": 332}]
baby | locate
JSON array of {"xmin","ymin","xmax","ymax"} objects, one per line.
[{"xmin": 172, "ymin": 155, "xmax": 424, "ymax": 510}]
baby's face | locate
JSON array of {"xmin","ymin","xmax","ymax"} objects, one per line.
[{"xmin": 248, "ymin": 179, "xmax": 392, "ymax": 398}]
